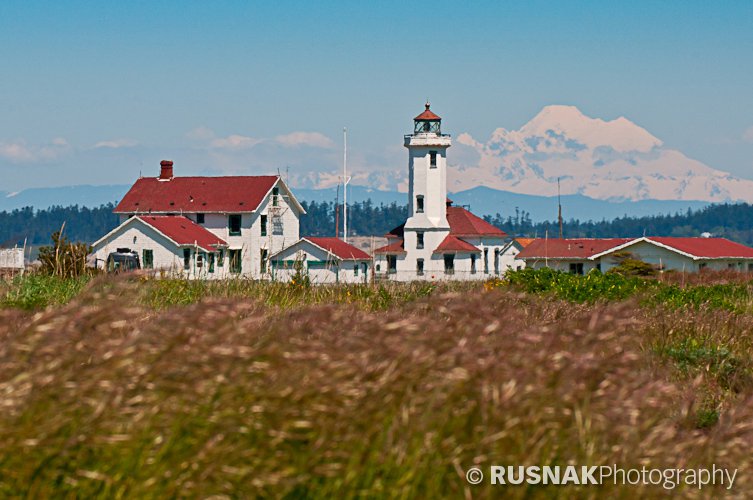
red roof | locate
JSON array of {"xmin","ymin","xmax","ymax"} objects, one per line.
[
  {"xmin": 517, "ymin": 238, "xmax": 633, "ymax": 260},
  {"xmin": 115, "ymin": 176, "xmax": 280, "ymax": 213},
  {"xmin": 414, "ymin": 103, "xmax": 441, "ymax": 121},
  {"xmin": 374, "ymin": 239, "xmax": 406, "ymax": 255},
  {"xmin": 383, "ymin": 207, "xmax": 506, "ymax": 240},
  {"xmin": 515, "ymin": 238, "xmax": 535, "ymax": 248},
  {"xmin": 306, "ymin": 237, "xmax": 371, "ymax": 261},
  {"xmin": 433, "ymin": 235, "xmax": 480, "ymax": 254},
  {"xmin": 447, "ymin": 206, "xmax": 508, "ymax": 238},
  {"xmin": 138, "ymin": 215, "xmax": 227, "ymax": 252},
  {"xmin": 647, "ymin": 237, "xmax": 753, "ymax": 259}
]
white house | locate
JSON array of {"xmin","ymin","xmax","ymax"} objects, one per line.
[
  {"xmin": 269, "ymin": 237, "xmax": 372, "ymax": 284},
  {"xmin": 374, "ymin": 103, "xmax": 509, "ymax": 281},
  {"xmin": 498, "ymin": 238, "xmax": 534, "ymax": 273},
  {"xmin": 516, "ymin": 236, "xmax": 753, "ymax": 274},
  {"xmin": 92, "ymin": 160, "xmax": 305, "ymax": 279}
]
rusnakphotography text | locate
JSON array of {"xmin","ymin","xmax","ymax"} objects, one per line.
[{"xmin": 465, "ymin": 464, "xmax": 738, "ymax": 490}]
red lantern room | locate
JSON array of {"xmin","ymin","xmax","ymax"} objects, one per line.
[{"xmin": 413, "ymin": 101, "xmax": 441, "ymax": 135}]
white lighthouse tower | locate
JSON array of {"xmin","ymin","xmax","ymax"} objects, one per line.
[
  {"xmin": 405, "ymin": 102, "xmax": 451, "ymax": 229},
  {"xmin": 375, "ymin": 102, "xmax": 508, "ymax": 280},
  {"xmin": 401, "ymin": 102, "xmax": 452, "ymax": 269}
]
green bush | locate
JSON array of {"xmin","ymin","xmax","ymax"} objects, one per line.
[
  {"xmin": 1, "ymin": 274, "xmax": 92, "ymax": 310},
  {"xmin": 505, "ymin": 267, "xmax": 653, "ymax": 303},
  {"xmin": 607, "ymin": 258, "xmax": 657, "ymax": 277}
]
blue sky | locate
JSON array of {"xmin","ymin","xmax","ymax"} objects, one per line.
[{"xmin": 1, "ymin": 0, "xmax": 752, "ymax": 191}]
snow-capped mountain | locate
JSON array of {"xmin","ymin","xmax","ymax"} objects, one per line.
[{"xmin": 451, "ymin": 105, "xmax": 753, "ymax": 202}]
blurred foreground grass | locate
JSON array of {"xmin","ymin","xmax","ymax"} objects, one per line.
[{"xmin": 1, "ymin": 271, "xmax": 753, "ymax": 497}]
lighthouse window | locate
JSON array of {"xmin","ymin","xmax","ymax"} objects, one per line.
[
  {"xmin": 416, "ymin": 232, "xmax": 424, "ymax": 249},
  {"xmin": 416, "ymin": 195, "xmax": 424, "ymax": 213},
  {"xmin": 430, "ymin": 151, "xmax": 437, "ymax": 167}
]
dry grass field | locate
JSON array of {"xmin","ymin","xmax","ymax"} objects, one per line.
[{"xmin": 1, "ymin": 272, "xmax": 753, "ymax": 498}]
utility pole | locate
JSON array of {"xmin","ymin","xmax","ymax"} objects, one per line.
[
  {"xmin": 342, "ymin": 127, "xmax": 351, "ymax": 243},
  {"xmin": 335, "ymin": 183, "xmax": 340, "ymax": 238},
  {"xmin": 557, "ymin": 177, "xmax": 563, "ymax": 239}
]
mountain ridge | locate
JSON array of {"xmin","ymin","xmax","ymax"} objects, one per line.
[
  {"xmin": 449, "ymin": 104, "xmax": 753, "ymax": 202},
  {"xmin": 0, "ymin": 183, "xmax": 709, "ymax": 223}
]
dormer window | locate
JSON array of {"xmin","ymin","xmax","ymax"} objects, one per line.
[
  {"xmin": 430, "ymin": 151, "xmax": 437, "ymax": 167},
  {"xmin": 416, "ymin": 195, "xmax": 424, "ymax": 213}
]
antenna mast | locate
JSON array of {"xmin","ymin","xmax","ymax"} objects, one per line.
[
  {"xmin": 342, "ymin": 127, "xmax": 351, "ymax": 243},
  {"xmin": 557, "ymin": 177, "xmax": 563, "ymax": 239}
]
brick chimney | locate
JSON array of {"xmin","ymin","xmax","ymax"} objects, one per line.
[{"xmin": 159, "ymin": 160, "xmax": 174, "ymax": 180}]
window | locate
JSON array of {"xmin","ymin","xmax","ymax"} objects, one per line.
[
  {"xmin": 471, "ymin": 253, "xmax": 477, "ymax": 274},
  {"xmin": 196, "ymin": 213, "xmax": 205, "ymax": 224},
  {"xmin": 272, "ymin": 216, "xmax": 283, "ymax": 235},
  {"xmin": 229, "ymin": 214, "xmax": 242, "ymax": 236},
  {"xmin": 260, "ymin": 249, "xmax": 268, "ymax": 274},
  {"xmin": 429, "ymin": 151, "xmax": 437, "ymax": 168},
  {"xmin": 444, "ymin": 254, "xmax": 455, "ymax": 274},
  {"xmin": 208, "ymin": 253, "xmax": 215, "ymax": 273},
  {"xmin": 217, "ymin": 249, "xmax": 224, "ymax": 267},
  {"xmin": 183, "ymin": 248, "xmax": 191, "ymax": 270},
  {"xmin": 197, "ymin": 252, "xmax": 205, "ymax": 269},
  {"xmin": 387, "ymin": 255, "xmax": 397, "ymax": 274},
  {"xmin": 272, "ymin": 187, "xmax": 279, "ymax": 206},
  {"xmin": 416, "ymin": 195, "xmax": 424, "ymax": 214},
  {"xmin": 494, "ymin": 248, "xmax": 500, "ymax": 275},
  {"xmin": 354, "ymin": 264, "xmax": 359, "ymax": 276},
  {"xmin": 416, "ymin": 231, "xmax": 424, "ymax": 249},
  {"xmin": 362, "ymin": 262, "xmax": 368, "ymax": 276},
  {"xmin": 142, "ymin": 249, "xmax": 154, "ymax": 269},
  {"xmin": 229, "ymin": 249, "xmax": 242, "ymax": 274},
  {"xmin": 261, "ymin": 214, "xmax": 268, "ymax": 236},
  {"xmin": 417, "ymin": 258, "xmax": 424, "ymax": 275},
  {"xmin": 569, "ymin": 263, "xmax": 584, "ymax": 275},
  {"xmin": 484, "ymin": 248, "xmax": 489, "ymax": 274}
]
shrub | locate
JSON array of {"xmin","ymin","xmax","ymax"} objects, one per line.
[
  {"xmin": 504, "ymin": 267, "xmax": 652, "ymax": 303},
  {"xmin": 38, "ymin": 229, "xmax": 92, "ymax": 278},
  {"xmin": 0, "ymin": 274, "xmax": 91, "ymax": 310},
  {"xmin": 607, "ymin": 257, "xmax": 657, "ymax": 277}
]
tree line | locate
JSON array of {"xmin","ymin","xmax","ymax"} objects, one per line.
[
  {"xmin": 484, "ymin": 203, "xmax": 753, "ymax": 245},
  {"xmin": 3, "ymin": 201, "xmax": 753, "ymax": 248}
]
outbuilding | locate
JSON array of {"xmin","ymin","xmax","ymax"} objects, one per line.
[
  {"xmin": 270, "ymin": 237, "xmax": 371, "ymax": 284},
  {"xmin": 516, "ymin": 236, "xmax": 753, "ymax": 274}
]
